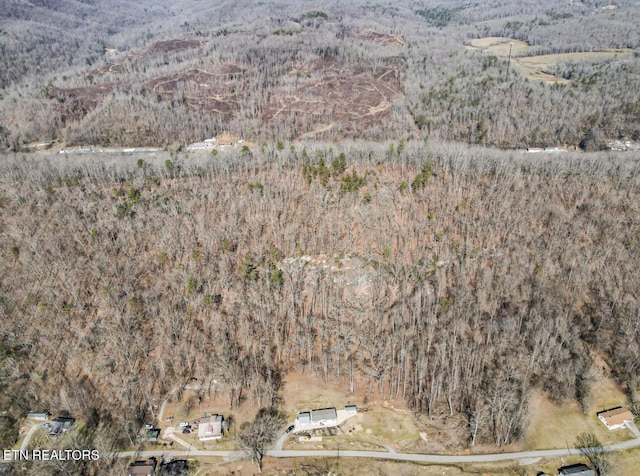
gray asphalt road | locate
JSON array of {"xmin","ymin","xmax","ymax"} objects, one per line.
[{"xmin": 117, "ymin": 435, "xmax": 640, "ymax": 463}]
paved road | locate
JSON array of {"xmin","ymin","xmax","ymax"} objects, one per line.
[{"xmin": 117, "ymin": 435, "xmax": 640, "ymax": 463}]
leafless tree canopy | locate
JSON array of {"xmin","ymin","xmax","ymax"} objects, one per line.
[
  {"xmin": 238, "ymin": 409, "xmax": 284, "ymax": 473},
  {"xmin": 0, "ymin": 2, "xmax": 639, "ymax": 474},
  {"xmin": 0, "ymin": 142, "xmax": 638, "ymax": 474},
  {"xmin": 1, "ymin": 0, "xmax": 640, "ymax": 149},
  {"xmin": 575, "ymin": 432, "xmax": 612, "ymax": 475}
]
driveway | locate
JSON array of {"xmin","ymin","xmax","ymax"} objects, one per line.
[
  {"xmin": 20, "ymin": 423, "xmax": 43, "ymax": 452},
  {"xmin": 625, "ymin": 420, "xmax": 640, "ymax": 438}
]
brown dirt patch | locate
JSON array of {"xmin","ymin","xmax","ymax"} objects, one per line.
[
  {"xmin": 89, "ymin": 39, "xmax": 204, "ymax": 78},
  {"xmin": 265, "ymin": 56, "xmax": 405, "ymax": 137},
  {"xmin": 49, "ymin": 84, "xmax": 114, "ymax": 122},
  {"xmin": 148, "ymin": 39, "xmax": 205, "ymax": 54},
  {"xmin": 144, "ymin": 66, "xmax": 247, "ymax": 115},
  {"xmin": 355, "ymin": 29, "xmax": 405, "ymax": 46}
]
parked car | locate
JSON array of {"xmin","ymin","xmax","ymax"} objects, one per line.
[
  {"xmin": 145, "ymin": 423, "xmax": 154, "ymax": 430},
  {"xmin": 179, "ymin": 421, "xmax": 189, "ymax": 427},
  {"xmin": 182, "ymin": 428, "xmax": 191, "ymax": 434},
  {"xmin": 286, "ymin": 425, "xmax": 295, "ymax": 433},
  {"xmin": 189, "ymin": 377, "xmax": 198, "ymax": 382},
  {"xmin": 165, "ymin": 416, "xmax": 174, "ymax": 422}
]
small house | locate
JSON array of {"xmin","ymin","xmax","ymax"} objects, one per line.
[
  {"xmin": 297, "ymin": 412, "xmax": 311, "ymax": 426},
  {"xmin": 48, "ymin": 417, "xmax": 74, "ymax": 436},
  {"xmin": 597, "ymin": 407, "xmax": 634, "ymax": 430},
  {"xmin": 186, "ymin": 142, "xmax": 215, "ymax": 151},
  {"xmin": 26, "ymin": 412, "xmax": 50, "ymax": 421},
  {"xmin": 198, "ymin": 414, "xmax": 223, "ymax": 441},
  {"xmin": 311, "ymin": 408, "xmax": 337, "ymax": 425},
  {"xmin": 217, "ymin": 133, "xmax": 239, "ymax": 146},
  {"xmin": 558, "ymin": 463, "xmax": 595, "ymax": 476},
  {"xmin": 128, "ymin": 459, "xmax": 156, "ymax": 476}
]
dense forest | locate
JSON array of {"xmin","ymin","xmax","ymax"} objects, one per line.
[
  {"xmin": 1, "ymin": 0, "xmax": 640, "ymax": 150},
  {"xmin": 1, "ymin": 1, "xmax": 640, "ymax": 474},
  {"xmin": 0, "ymin": 142, "xmax": 638, "ymax": 474}
]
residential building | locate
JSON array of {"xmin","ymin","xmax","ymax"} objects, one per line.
[
  {"xmin": 26, "ymin": 412, "xmax": 50, "ymax": 421},
  {"xmin": 198, "ymin": 414, "xmax": 223, "ymax": 441},
  {"xmin": 310, "ymin": 408, "xmax": 337, "ymax": 425},
  {"xmin": 128, "ymin": 459, "xmax": 156, "ymax": 476},
  {"xmin": 558, "ymin": 463, "xmax": 595, "ymax": 476},
  {"xmin": 597, "ymin": 407, "xmax": 635, "ymax": 430},
  {"xmin": 47, "ymin": 417, "xmax": 74, "ymax": 436},
  {"xmin": 297, "ymin": 412, "xmax": 311, "ymax": 426}
]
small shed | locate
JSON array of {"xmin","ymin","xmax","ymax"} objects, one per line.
[
  {"xmin": 345, "ymin": 405, "xmax": 357, "ymax": 415},
  {"xmin": 140, "ymin": 428, "xmax": 160, "ymax": 442},
  {"xmin": 298, "ymin": 412, "xmax": 311, "ymax": 425}
]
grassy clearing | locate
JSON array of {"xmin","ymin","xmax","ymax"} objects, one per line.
[
  {"xmin": 524, "ymin": 376, "xmax": 632, "ymax": 451},
  {"xmin": 468, "ymin": 37, "xmax": 529, "ymax": 56},
  {"xmin": 613, "ymin": 445, "xmax": 640, "ymax": 475},
  {"xmin": 514, "ymin": 49, "xmax": 633, "ymax": 83},
  {"xmin": 281, "ymin": 371, "xmax": 421, "ymax": 450},
  {"xmin": 469, "ymin": 36, "xmax": 633, "ymax": 83},
  {"xmin": 357, "ymin": 406, "xmax": 420, "ymax": 450}
]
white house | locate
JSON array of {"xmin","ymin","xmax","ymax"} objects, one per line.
[
  {"xmin": 27, "ymin": 411, "xmax": 50, "ymax": 421},
  {"xmin": 597, "ymin": 407, "xmax": 634, "ymax": 430},
  {"xmin": 198, "ymin": 415, "xmax": 223, "ymax": 441},
  {"xmin": 297, "ymin": 412, "xmax": 311, "ymax": 426},
  {"xmin": 310, "ymin": 408, "xmax": 337, "ymax": 426}
]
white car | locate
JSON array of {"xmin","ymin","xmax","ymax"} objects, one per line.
[{"xmin": 179, "ymin": 421, "xmax": 189, "ymax": 427}]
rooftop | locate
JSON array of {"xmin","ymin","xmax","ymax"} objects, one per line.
[
  {"xmin": 310, "ymin": 408, "xmax": 337, "ymax": 422},
  {"xmin": 597, "ymin": 407, "xmax": 634, "ymax": 427}
]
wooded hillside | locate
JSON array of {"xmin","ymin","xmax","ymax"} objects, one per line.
[
  {"xmin": 0, "ymin": 143, "xmax": 638, "ymax": 473},
  {"xmin": 1, "ymin": 0, "xmax": 639, "ymax": 150}
]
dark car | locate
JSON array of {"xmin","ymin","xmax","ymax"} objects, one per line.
[
  {"xmin": 182, "ymin": 428, "xmax": 191, "ymax": 434},
  {"xmin": 285, "ymin": 425, "xmax": 295, "ymax": 433}
]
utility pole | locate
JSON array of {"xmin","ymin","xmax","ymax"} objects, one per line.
[{"xmin": 505, "ymin": 42, "xmax": 513, "ymax": 81}]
